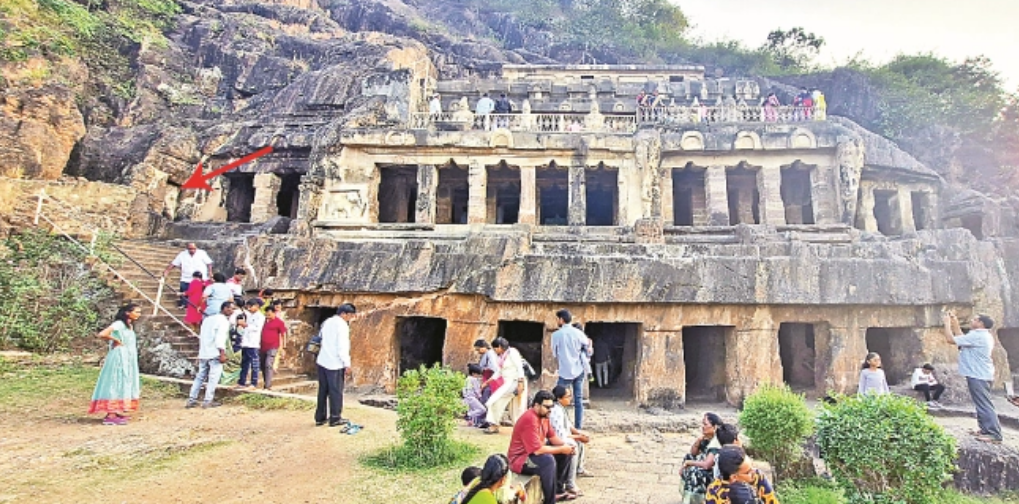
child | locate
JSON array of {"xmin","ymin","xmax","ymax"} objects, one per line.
[
  {"xmin": 183, "ymin": 271, "xmax": 208, "ymax": 333},
  {"xmin": 858, "ymin": 352, "xmax": 890, "ymax": 395},
  {"xmin": 463, "ymin": 364, "xmax": 487, "ymax": 427},
  {"xmin": 911, "ymin": 363, "xmax": 945, "ymax": 408}
]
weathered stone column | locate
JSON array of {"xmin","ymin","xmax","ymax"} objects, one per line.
[
  {"xmin": 568, "ymin": 165, "xmax": 586, "ymax": 226},
  {"xmin": 290, "ymin": 174, "xmax": 323, "ymax": 236},
  {"xmin": 858, "ymin": 186, "xmax": 878, "ymax": 232},
  {"xmin": 897, "ymin": 188, "xmax": 916, "ymax": 233},
  {"xmin": 661, "ymin": 168, "xmax": 674, "ymax": 225},
  {"xmin": 415, "ymin": 164, "xmax": 437, "ymax": 225},
  {"xmin": 705, "ymin": 165, "xmax": 730, "ymax": 226},
  {"xmin": 727, "ymin": 317, "xmax": 782, "ymax": 405},
  {"xmin": 518, "ymin": 166, "xmax": 537, "ymax": 225},
  {"xmin": 810, "ymin": 165, "xmax": 838, "ymax": 225},
  {"xmin": 251, "ymin": 172, "xmax": 282, "ymax": 223},
  {"xmin": 824, "ymin": 325, "xmax": 868, "ymax": 395},
  {"xmin": 756, "ymin": 165, "xmax": 785, "ymax": 225},
  {"xmin": 467, "ymin": 160, "xmax": 487, "ymax": 224},
  {"xmin": 636, "ymin": 330, "xmax": 685, "ymax": 408}
]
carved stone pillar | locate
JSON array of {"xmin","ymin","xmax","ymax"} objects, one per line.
[
  {"xmin": 635, "ymin": 129, "xmax": 663, "ymax": 219},
  {"xmin": 519, "ymin": 166, "xmax": 537, "ymax": 225},
  {"xmin": 415, "ymin": 164, "xmax": 437, "ymax": 225},
  {"xmin": 250, "ymin": 173, "xmax": 282, "ymax": 224},
  {"xmin": 757, "ymin": 165, "xmax": 785, "ymax": 225},
  {"xmin": 858, "ymin": 186, "xmax": 878, "ymax": 232},
  {"xmin": 810, "ymin": 165, "xmax": 838, "ymax": 225},
  {"xmin": 290, "ymin": 174, "xmax": 323, "ymax": 236},
  {"xmin": 837, "ymin": 139, "xmax": 865, "ymax": 225},
  {"xmin": 661, "ymin": 168, "xmax": 674, "ymax": 225},
  {"xmin": 705, "ymin": 165, "xmax": 729, "ymax": 226},
  {"xmin": 467, "ymin": 160, "xmax": 487, "ymax": 224},
  {"xmin": 898, "ymin": 188, "xmax": 916, "ymax": 233},
  {"xmin": 568, "ymin": 165, "xmax": 586, "ymax": 226}
]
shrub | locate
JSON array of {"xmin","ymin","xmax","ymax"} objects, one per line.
[
  {"xmin": 816, "ymin": 393, "xmax": 956, "ymax": 504},
  {"xmin": 739, "ymin": 383, "xmax": 815, "ymax": 481},
  {"xmin": 776, "ymin": 478, "xmax": 847, "ymax": 504},
  {"xmin": 363, "ymin": 364, "xmax": 477, "ymax": 471}
]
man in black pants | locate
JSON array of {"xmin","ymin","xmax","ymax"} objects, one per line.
[
  {"xmin": 912, "ymin": 363, "xmax": 946, "ymax": 408},
  {"xmin": 315, "ymin": 303, "xmax": 356, "ymax": 426},
  {"xmin": 507, "ymin": 390, "xmax": 576, "ymax": 503}
]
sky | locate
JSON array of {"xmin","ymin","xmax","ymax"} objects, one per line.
[{"xmin": 676, "ymin": 0, "xmax": 1019, "ymax": 89}]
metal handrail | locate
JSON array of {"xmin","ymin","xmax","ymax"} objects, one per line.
[{"xmin": 32, "ymin": 191, "xmax": 197, "ymax": 337}]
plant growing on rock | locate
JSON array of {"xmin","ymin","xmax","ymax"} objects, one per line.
[
  {"xmin": 738, "ymin": 383, "xmax": 814, "ymax": 482},
  {"xmin": 816, "ymin": 393, "xmax": 957, "ymax": 504}
]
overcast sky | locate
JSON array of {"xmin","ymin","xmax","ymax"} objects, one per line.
[{"xmin": 676, "ymin": 0, "xmax": 1019, "ymax": 89}]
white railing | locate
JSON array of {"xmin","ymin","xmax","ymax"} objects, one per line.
[
  {"xmin": 32, "ymin": 191, "xmax": 197, "ymax": 336},
  {"xmin": 637, "ymin": 105, "xmax": 824, "ymax": 124}
]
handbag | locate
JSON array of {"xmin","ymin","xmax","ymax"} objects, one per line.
[{"xmin": 306, "ymin": 331, "xmax": 322, "ymax": 354}]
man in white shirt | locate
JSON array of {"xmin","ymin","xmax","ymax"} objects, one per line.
[
  {"xmin": 429, "ymin": 94, "xmax": 442, "ymax": 117},
  {"xmin": 550, "ymin": 385, "xmax": 593, "ymax": 496},
  {"xmin": 476, "ymin": 93, "xmax": 495, "ymax": 130},
  {"xmin": 186, "ymin": 301, "xmax": 235, "ymax": 408},
  {"xmin": 226, "ymin": 267, "xmax": 246, "ymax": 304},
  {"xmin": 236, "ymin": 298, "xmax": 266, "ymax": 389},
  {"xmin": 315, "ymin": 303, "xmax": 357, "ymax": 426},
  {"xmin": 162, "ymin": 243, "xmax": 214, "ymax": 309}
]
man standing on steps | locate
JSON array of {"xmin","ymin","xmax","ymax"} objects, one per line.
[
  {"xmin": 943, "ymin": 311, "xmax": 1003, "ymax": 444},
  {"xmin": 162, "ymin": 243, "xmax": 214, "ymax": 309},
  {"xmin": 186, "ymin": 301, "xmax": 235, "ymax": 409},
  {"xmin": 552, "ymin": 309, "xmax": 589, "ymax": 429},
  {"xmin": 316, "ymin": 303, "xmax": 356, "ymax": 427}
]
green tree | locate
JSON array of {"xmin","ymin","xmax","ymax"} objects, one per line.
[
  {"xmin": 738, "ymin": 384, "xmax": 815, "ymax": 482},
  {"xmin": 763, "ymin": 27, "xmax": 824, "ymax": 72}
]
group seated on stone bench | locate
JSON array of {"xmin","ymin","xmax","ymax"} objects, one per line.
[{"xmin": 449, "ymin": 455, "xmax": 545, "ymax": 504}]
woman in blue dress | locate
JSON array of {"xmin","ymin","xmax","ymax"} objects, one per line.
[{"xmin": 88, "ymin": 303, "xmax": 142, "ymax": 425}]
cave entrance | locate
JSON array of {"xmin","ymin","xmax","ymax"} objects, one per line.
[
  {"xmin": 537, "ymin": 166, "xmax": 569, "ymax": 225},
  {"xmin": 865, "ymin": 327, "xmax": 920, "ymax": 385},
  {"xmin": 437, "ymin": 162, "xmax": 469, "ymax": 224},
  {"xmin": 873, "ymin": 189, "xmax": 902, "ymax": 236},
  {"xmin": 683, "ymin": 326, "xmax": 733, "ymax": 402},
  {"xmin": 396, "ymin": 316, "xmax": 447, "ymax": 375},
  {"xmin": 225, "ymin": 173, "xmax": 255, "ymax": 223},
  {"xmin": 586, "ymin": 166, "xmax": 618, "ymax": 226},
  {"xmin": 781, "ymin": 168, "xmax": 815, "ymax": 225},
  {"xmin": 488, "ymin": 163, "xmax": 520, "ymax": 224},
  {"xmin": 961, "ymin": 215, "xmax": 984, "ymax": 240},
  {"xmin": 276, "ymin": 173, "xmax": 302, "ymax": 219},
  {"xmin": 726, "ymin": 167, "xmax": 759, "ymax": 225},
  {"xmin": 378, "ymin": 166, "xmax": 418, "ymax": 224},
  {"xmin": 673, "ymin": 167, "xmax": 706, "ymax": 226},
  {"xmin": 999, "ymin": 329, "xmax": 1019, "ymax": 376},
  {"xmin": 778, "ymin": 323, "xmax": 817, "ymax": 390},
  {"xmin": 585, "ymin": 322, "xmax": 641, "ymax": 399},
  {"xmin": 497, "ymin": 321, "xmax": 545, "ymax": 385}
]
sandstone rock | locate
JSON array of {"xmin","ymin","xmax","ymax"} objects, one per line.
[
  {"xmin": 0, "ymin": 85, "xmax": 86, "ymax": 180},
  {"xmin": 953, "ymin": 439, "xmax": 1019, "ymax": 494}
]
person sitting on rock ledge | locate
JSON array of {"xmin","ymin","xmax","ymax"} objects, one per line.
[
  {"xmin": 712, "ymin": 423, "xmax": 777, "ymax": 503},
  {"xmin": 680, "ymin": 412, "xmax": 723, "ymax": 504},
  {"xmin": 911, "ymin": 363, "xmax": 946, "ymax": 409},
  {"xmin": 705, "ymin": 445, "xmax": 777, "ymax": 504},
  {"xmin": 507, "ymin": 390, "xmax": 576, "ymax": 503}
]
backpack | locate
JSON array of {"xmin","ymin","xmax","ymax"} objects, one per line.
[
  {"xmin": 306, "ymin": 330, "xmax": 322, "ymax": 354},
  {"xmin": 521, "ymin": 358, "xmax": 538, "ymax": 381}
]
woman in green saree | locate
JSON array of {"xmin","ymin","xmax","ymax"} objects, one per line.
[{"xmin": 88, "ymin": 303, "xmax": 142, "ymax": 425}]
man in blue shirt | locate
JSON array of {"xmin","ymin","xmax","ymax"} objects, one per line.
[
  {"xmin": 552, "ymin": 309, "xmax": 589, "ymax": 429},
  {"xmin": 943, "ymin": 311, "xmax": 1002, "ymax": 443}
]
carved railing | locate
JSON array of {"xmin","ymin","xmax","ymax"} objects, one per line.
[{"xmin": 637, "ymin": 105, "xmax": 824, "ymax": 124}]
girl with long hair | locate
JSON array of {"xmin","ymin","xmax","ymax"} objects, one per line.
[
  {"xmin": 462, "ymin": 454, "xmax": 510, "ymax": 504},
  {"xmin": 88, "ymin": 303, "xmax": 143, "ymax": 425}
]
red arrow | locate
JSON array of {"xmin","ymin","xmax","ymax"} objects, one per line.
[{"xmin": 182, "ymin": 146, "xmax": 274, "ymax": 190}]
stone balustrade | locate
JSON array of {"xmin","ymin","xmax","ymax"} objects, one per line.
[{"xmin": 638, "ymin": 105, "xmax": 825, "ymax": 124}]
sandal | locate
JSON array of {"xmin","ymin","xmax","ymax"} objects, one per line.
[
  {"xmin": 555, "ymin": 492, "xmax": 577, "ymax": 501},
  {"xmin": 483, "ymin": 426, "xmax": 500, "ymax": 435}
]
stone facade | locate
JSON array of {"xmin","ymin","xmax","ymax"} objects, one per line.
[{"xmin": 177, "ymin": 65, "xmax": 1019, "ymax": 408}]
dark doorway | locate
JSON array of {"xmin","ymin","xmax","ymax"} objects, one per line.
[
  {"xmin": 780, "ymin": 168, "xmax": 815, "ymax": 224},
  {"xmin": 778, "ymin": 323, "xmax": 816, "ymax": 390},
  {"xmin": 276, "ymin": 173, "xmax": 302, "ymax": 218},
  {"xmin": 498, "ymin": 321, "xmax": 545, "ymax": 382},
  {"xmin": 683, "ymin": 326, "xmax": 732, "ymax": 401},
  {"xmin": 911, "ymin": 191, "xmax": 930, "ymax": 231},
  {"xmin": 225, "ymin": 173, "xmax": 255, "ymax": 223},
  {"xmin": 437, "ymin": 163, "xmax": 469, "ymax": 224},
  {"xmin": 960, "ymin": 215, "xmax": 983, "ymax": 240},
  {"xmin": 537, "ymin": 167, "xmax": 569, "ymax": 225},
  {"xmin": 865, "ymin": 327, "xmax": 920, "ymax": 385},
  {"xmin": 726, "ymin": 168, "xmax": 760, "ymax": 225},
  {"xmin": 586, "ymin": 166, "xmax": 618, "ymax": 226},
  {"xmin": 488, "ymin": 163, "xmax": 520, "ymax": 224},
  {"xmin": 378, "ymin": 166, "xmax": 419, "ymax": 223},
  {"xmin": 673, "ymin": 168, "xmax": 706, "ymax": 226},
  {"xmin": 873, "ymin": 189, "xmax": 902, "ymax": 236},
  {"xmin": 585, "ymin": 322, "xmax": 641, "ymax": 399},
  {"xmin": 999, "ymin": 329, "xmax": 1019, "ymax": 375},
  {"xmin": 397, "ymin": 316, "xmax": 447, "ymax": 375}
]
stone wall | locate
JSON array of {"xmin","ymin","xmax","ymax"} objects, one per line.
[{"xmin": 0, "ymin": 177, "xmax": 154, "ymax": 239}]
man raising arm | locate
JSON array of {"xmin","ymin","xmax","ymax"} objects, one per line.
[{"xmin": 943, "ymin": 310, "xmax": 1002, "ymax": 443}]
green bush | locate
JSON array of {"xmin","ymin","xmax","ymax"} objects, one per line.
[
  {"xmin": 363, "ymin": 364, "xmax": 477, "ymax": 471},
  {"xmin": 776, "ymin": 478, "xmax": 847, "ymax": 504},
  {"xmin": 739, "ymin": 384, "xmax": 815, "ymax": 481},
  {"xmin": 816, "ymin": 393, "xmax": 957, "ymax": 504}
]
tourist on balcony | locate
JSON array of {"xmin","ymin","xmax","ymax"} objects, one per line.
[
  {"xmin": 507, "ymin": 390, "xmax": 576, "ymax": 504},
  {"xmin": 943, "ymin": 311, "xmax": 1002, "ymax": 444},
  {"xmin": 794, "ymin": 87, "xmax": 813, "ymax": 121},
  {"xmin": 260, "ymin": 304, "xmax": 287, "ymax": 390},
  {"xmin": 315, "ymin": 303, "xmax": 356, "ymax": 427},
  {"xmin": 186, "ymin": 301, "xmax": 235, "ymax": 409},
  {"xmin": 482, "ymin": 337, "xmax": 527, "ymax": 433},
  {"xmin": 476, "ymin": 93, "xmax": 495, "ymax": 130},
  {"xmin": 183, "ymin": 271, "xmax": 209, "ymax": 333},
  {"xmin": 813, "ymin": 89, "xmax": 827, "ymax": 120},
  {"xmin": 858, "ymin": 352, "xmax": 890, "ymax": 395},
  {"xmin": 201, "ymin": 272, "xmax": 233, "ymax": 317},
  {"xmin": 475, "ymin": 338, "xmax": 501, "ymax": 404},
  {"xmin": 680, "ymin": 412, "xmax": 723, "ymax": 504},
  {"xmin": 494, "ymin": 93, "xmax": 512, "ymax": 129},
  {"xmin": 89, "ymin": 303, "xmax": 142, "ymax": 425},
  {"xmin": 763, "ymin": 92, "xmax": 780, "ymax": 123},
  {"xmin": 464, "ymin": 364, "xmax": 487, "ymax": 427},
  {"xmin": 430, "ymin": 94, "xmax": 442, "ymax": 117},
  {"xmin": 162, "ymin": 242, "xmax": 213, "ymax": 309},
  {"xmin": 552, "ymin": 309, "xmax": 589, "ymax": 428}
]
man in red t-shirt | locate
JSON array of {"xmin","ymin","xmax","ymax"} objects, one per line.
[
  {"xmin": 507, "ymin": 390, "xmax": 575, "ymax": 503},
  {"xmin": 259, "ymin": 304, "xmax": 287, "ymax": 390}
]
